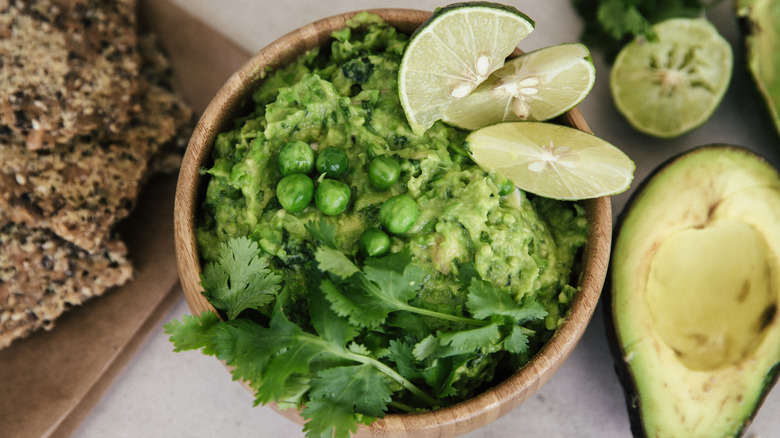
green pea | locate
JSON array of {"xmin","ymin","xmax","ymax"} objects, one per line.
[
  {"xmin": 316, "ymin": 146, "xmax": 350, "ymax": 178},
  {"xmin": 380, "ymin": 194, "xmax": 418, "ymax": 234},
  {"xmin": 368, "ymin": 155, "xmax": 401, "ymax": 191},
  {"xmin": 278, "ymin": 140, "xmax": 315, "ymax": 176},
  {"xmin": 359, "ymin": 228, "xmax": 391, "ymax": 257},
  {"xmin": 276, "ymin": 173, "xmax": 314, "ymax": 213},
  {"xmin": 316, "ymin": 178, "xmax": 351, "ymax": 216}
]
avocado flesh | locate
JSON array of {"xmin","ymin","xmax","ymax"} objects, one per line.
[
  {"xmin": 737, "ymin": 0, "xmax": 780, "ymax": 137},
  {"xmin": 611, "ymin": 146, "xmax": 780, "ymax": 438}
]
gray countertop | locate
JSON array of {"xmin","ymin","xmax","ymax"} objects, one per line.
[{"xmin": 74, "ymin": 1, "xmax": 780, "ymax": 436}]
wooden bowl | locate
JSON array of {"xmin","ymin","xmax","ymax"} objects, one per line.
[{"xmin": 174, "ymin": 8, "xmax": 611, "ymax": 437}]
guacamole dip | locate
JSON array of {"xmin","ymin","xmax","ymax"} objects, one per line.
[{"xmin": 195, "ymin": 12, "xmax": 587, "ymax": 404}]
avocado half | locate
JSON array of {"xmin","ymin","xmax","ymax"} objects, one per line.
[
  {"xmin": 609, "ymin": 145, "xmax": 780, "ymax": 437},
  {"xmin": 737, "ymin": 0, "xmax": 780, "ymax": 137}
]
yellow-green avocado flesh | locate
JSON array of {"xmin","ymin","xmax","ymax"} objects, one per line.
[{"xmin": 610, "ymin": 146, "xmax": 780, "ymax": 438}]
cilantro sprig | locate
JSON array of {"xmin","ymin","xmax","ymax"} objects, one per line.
[
  {"xmin": 199, "ymin": 236, "xmax": 280, "ymax": 320},
  {"xmin": 317, "ymin": 247, "xmax": 485, "ymax": 328},
  {"xmin": 165, "ymin": 226, "xmax": 549, "ymax": 438}
]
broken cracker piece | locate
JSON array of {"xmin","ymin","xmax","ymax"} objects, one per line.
[
  {"xmin": 0, "ymin": 81, "xmax": 191, "ymax": 252},
  {"xmin": 0, "ymin": 0, "xmax": 141, "ymax": 150},
  {"xmin": 0, "ymin": 220, "xmax": 133, "ymax": 349}
]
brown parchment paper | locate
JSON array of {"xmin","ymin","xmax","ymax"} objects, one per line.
[{"xmin": 0, "ymin": 1, "xmax": 250, "ymax": 437}]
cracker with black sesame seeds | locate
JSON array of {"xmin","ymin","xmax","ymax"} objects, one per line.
[
  {"xmin": 0, "ymin": 0, "xmax": 193, "ymax": 349},
  {"xmin": 0, "ymin": 0, "xmax": 141, "ymax": 150},
  {"xmin": 0, "ymin": 79, "xmax": 192, "ymax": 252},
  {"xmin": 0, "ymin": 220, "xmax": 134, "ymax": 349}
]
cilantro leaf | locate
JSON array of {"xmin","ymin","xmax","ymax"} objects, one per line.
[
  {"xmin": 314, "ymin": 245, "xmax": 360, "ymax": 279},
  {"xmin": 387, "ymin": 311, "xmax": 435, "ymax": 340},
  {"xmin": 387, "ymin": 339, "xmax": 422, "ymax": 381},
  {"xmin": 211, "ymin": 318, "xmax": 280, "ymax": 391},
  {"xmin": 503, "ymin": 325, "xmax": 534, "ymax": 355},
  {"xmin": 257, "ymin": 340, "xmax": 323, "ymax": 403},
  {"xmin": 169, "ymin": 288, "xmax": 436, "ymax": 436},
  {"xmin": 437, "ymin": 323, "xmax": 503, "ymax": 355},
  {"xmin": 347, "ymin": 342, "xmax": 371, "ymax": 356},
  {"xmin": 362, "ymin": 249, "xmax": 413, "ymax": 274},
  {"xmin": 251, "ymin": 302, "xmax": 336, "ymax": 405},
  {"xmin": 425, "ymin": 354, "xmax": 474, "ymax": 399},
  {"xmin": 412, "ymin": 325, "xmax": 504, "ymax": 366},
  {"xmin": 200, "ymin": 236, "xmax": 281, "ymax": 320},
  {"xmin": 319, "ymin": 251, "xmax": 426, "ymax": 328},
  {"xmin": 596, "ymin": 0, "xmax": 650, "ymax": 41},
  {"xmin": 309, "ymin": 278, "xmax": 359, "ymax": 346},
  {"xmin": 302, "ymin": 398, "xmax": 362, "ymax": 438},
  {"xmin": 165, "ymin": 311, "xmax": 284, "ymax": 400},
  {"xmin": 305, "ymin": 217, "xmax": 338, "ymax": 248},
  {"xmin": 466, "ymin": 278, "xmax": 548, "ymax": 324},
  {"xmin": 392, "ymin": 337, "xmax": 474, "ymax": 400},
  {"xmin": 302, "ymin": 364, "xmax": 392, "ymax": 438},
  {"xmin": 360, "ymin": 261, "xmax": 425, "ymax": 308},
  {"xmin": 164, "ymin": 311, "xmax": 221, "ymax": 355},
  {"xmin": 321, "ymin": 278, "xmax": 393, "ymax": 328},
  {"xmin": 412, "ymin": 334, "xmax": 441, "ymax": 361}
]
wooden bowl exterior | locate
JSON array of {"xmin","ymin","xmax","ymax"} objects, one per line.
[{"xmin": 174, "ymin": 8, "xmax": 611, "ymax": 437}]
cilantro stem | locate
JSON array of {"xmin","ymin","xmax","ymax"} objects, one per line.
[
  {"xmin": 341, "ymin": 349, "xmax": 439, "ymax": 408},
  {"xmin": 388, "ymin": 400, "xmax": 420, "ymax": 413},
  {"xmin": 302, "ymin": 333, "xmax": 439, "ymax": 408},
  {"xmin": 399, "ymin": 304, "xmax": 488, "ymax": 327}
]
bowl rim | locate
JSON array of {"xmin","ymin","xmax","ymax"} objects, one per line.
[{"xmin": 173, "ymin": 8, "xmax": 611, "ymax": 437}]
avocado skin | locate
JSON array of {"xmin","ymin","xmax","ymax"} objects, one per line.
[
  {"xmin": 605, "ymin": 145, "xmax": 780, "ymax": 438},
  {"xmin": 737, "ymin": 0, "xmax": 780, "ymax": 138}
]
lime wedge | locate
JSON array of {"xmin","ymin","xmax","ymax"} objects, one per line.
[
  {"xmin": 610, "ymin": 18, "xmax": 733, "ymax": 139},
  {"xmin": 466, "ymin": 122, "xmax": 635, "ymax": 200},
  {"xmin": 399, "ymin": 2, "xmax": 535, "ymax": 135},
  {"xmin": 442, "ymin": 43, "xmax": 596, "ymax": 130}
]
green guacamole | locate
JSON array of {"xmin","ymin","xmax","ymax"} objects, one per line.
[{"xmin": 196, "ymin": 12, "xmax": 587, "ymax": 403}]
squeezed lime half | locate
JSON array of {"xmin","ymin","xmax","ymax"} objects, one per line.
[
  {"xmin": 610, "ymin": 18, "xmax": 733, "ymax": 138},
  {"xmin": 398, "ymin": 2, "xmax": 535, "ymax": 135},
  {"xmin": 466, "ymin": 121, "xmax": 635, "ymax": 200},
  {"xmin": 443, "ymin": 43, "xmax": 596, "ymax": 130}
]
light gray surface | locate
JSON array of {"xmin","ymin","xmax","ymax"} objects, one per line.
[{"xmin": 75, "ymin": 0, "xmax": 780, "ymax": 437}]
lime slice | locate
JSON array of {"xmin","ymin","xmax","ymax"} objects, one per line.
[
  {"xmin": 610, "ymin": 18, "xmax": 733, "ymax": 139},
  {"xmin": 442, "ymin": 43, "xmax": 596, "ymax": 130},
  {"xmin": 466, "ymin": 122, "xmax": 635, "ymax": 200},
  {"xmin": 399, "ymin": 2, "xmax": 535, "ymax": 135}
]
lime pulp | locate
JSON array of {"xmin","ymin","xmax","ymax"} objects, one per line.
[
  {"xmin": 466, "ymin": 121, "xmax": 635, "ymax": 200},
  {"xmin": 443, "ymin": 43, "xmax": 596, "ymax": 130},
  {"xmin": 609, "ymin": 18, "xmax": 733, "ymax": 138},
  {"xmin": 398, "ymin": 2, "xmax": 535, "ymax": 135}
]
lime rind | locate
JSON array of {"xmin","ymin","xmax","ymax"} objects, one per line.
[
  {"xmin": 610, "ymin": 18, "xmax": 733, "ymax": 139},
  {"xmin": 442, "ymin": 43, "xmax": 596, "ymax": 130},
  {"xmin": 399, "ymin": 2, "xmax": 535, "ymax": 135},
  {"xmin": 466, "ymin": 122, "xmax": 635, "ymax": 200}
]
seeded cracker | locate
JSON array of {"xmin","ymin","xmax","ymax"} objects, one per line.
[
  {"xmin": 0, "ymin": 221, "xmax": 133, "ymax": 349},
  {"xmin": 0, "ymin": 1, "xmax": 193, "ymax": 348},
  {"xmin": 0, "ymin": 82, "xmax": 191, "ymax": 252},
  {"xmin": 0, "ymin": 0, "xmax": 141, "ymax": 150}
]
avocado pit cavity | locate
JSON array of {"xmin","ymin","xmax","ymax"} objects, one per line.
[{"xmin": 646, "ymin": 220, "xmax": 777, "ymax": 371}]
